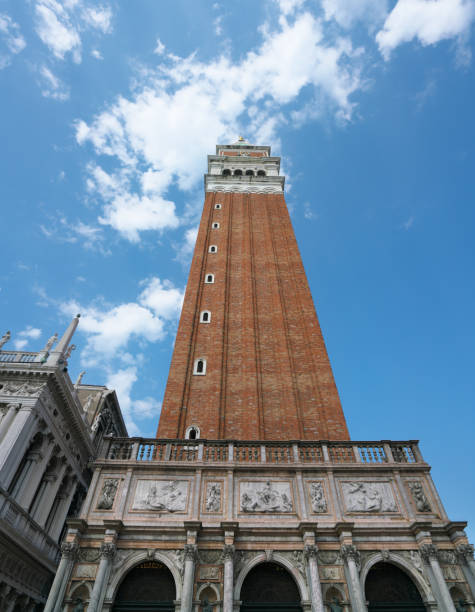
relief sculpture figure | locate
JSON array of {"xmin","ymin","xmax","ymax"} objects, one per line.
[
  {"xmin": 97, "ymin": 479, "xmax": 119, "ymax": 510},
  {"xmin": 205, "ymin": 483, "xmax": 221, "ymax": 512},
  {"xmin": 241, "ymin": 481, "xmax": 292, "ymax": 512},
  {"xmin": 343, "ymin": 482, "xmax": 397, "ymax": 512},
  {"xmin": 310, "ymin": 482, "xmax": 327, "ymax": 512},
  {"xmin": 141, "ymin": 480, "xmax": 186, "ymax": 512},
  {"xmin": 408, "ymin": 481, "xmax": 432, "ymax": 512}
]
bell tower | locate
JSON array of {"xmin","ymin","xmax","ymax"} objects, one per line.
[{"xmin": 157, "ymin": 138, "xmax": 349, "ymax": 441}]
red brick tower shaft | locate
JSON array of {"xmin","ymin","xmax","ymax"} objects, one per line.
[{"xmin": 157, "ymin": 140, "xmax": 349, "ymax": 440}]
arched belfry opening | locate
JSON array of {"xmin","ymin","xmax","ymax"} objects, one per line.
[
  {"xmin": 112, "ymin": 561, "xmax": 176, "ymax": 611},
  {"xmin": 240, "ymin": 562, "xmax": 302, "ymax": 612},
  {"xmin": 365, "ymin": 562, "xmax": 425, "ymax": 612}
]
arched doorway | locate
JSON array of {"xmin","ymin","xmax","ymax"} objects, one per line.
[
  {"xmin": 240, "ymin": 562, "xmax": 302, "ymax": 612},
  {"xmin": 365, "ymin": 562, "xmax": 425, "ymax": 612},
  {"xmin": 112, "ymin": 561, "xmax": 176, "ymax": 611}
]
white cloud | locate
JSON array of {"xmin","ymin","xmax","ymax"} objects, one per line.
[
  {"xmin": 91, "ymin": 48, "xmax": 103, "ymax": 60},
  {"xmin": 154, "ymin": 37, "xmax": 165, "ymax": 55},
  {"xmin": 63, "ymin": 301, "xmax": 165, "ymax": 362},
  {"xmin": 60, "ymin": 277, "xmax": 182, "ymax": 433},
  {"xmin": 81, "ymin": 6, "xmax": 112, "ymax": 33},
  {"xmin": 14, "ymin": 326, "xmax": 42, "ymax": 350},
  {"xmin": 376, "ymin": 0, "xmax": 475, "ymax": 60},
  {"xmin": 214, "ymin": 16, "xmax": 223, "ymax": 36},
  {"xmin": 98, "ymin": 192, "xmax": 179, "ymax": 242},
  {"xmin": 303, "ymin": 201, "xmax": 317, "ymax": 219},
  {"xmin": 322, "ymin": 0, "xmax": 388, "ymax": 29},
  {"xmin": 35, "ymin": 0, "xmax": 82, "ymax": 62},
  {"xmin": 60, "ymin": 276, "xmax": 183, "ymax": 364},
  {"xmin": 75, "ymin": 10, "xmax": 363, "ymax": 242},
  {"xmin": 276, "ymin": 0, "xmax": 306, "ymax": 16},
  {"xmin": 138, "ymin": 277, "xmax": 184, "ymax": 320},
  {"xmin": 105, "ymin": 367, "xmax": 161, "ymax": 434},
  {"xmin": 402, "ymin": 215, "xmax": 414, "ymax": 230},
  {"xmin": 38, "ymin": 65, "xmax": 70, "ymax": 100},
  {"xmin": 0, "ymin": 13, "xmax": 26, "ymax": 69},
  {"xmin": 40, "ymin": 212, "xmax": 108, "ymax": 252},
  {"xmin": 34, "ymin": 0, "xmax": 113, "ymax": 64}
]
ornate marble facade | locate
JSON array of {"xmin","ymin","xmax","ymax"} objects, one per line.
[
  {"xmin": 0, "ymin": 317, "xmax": 126, "ymax": 610},
  {"xmin": 44, "ymin": 438, "xmax": 475, "ymax": 611}
]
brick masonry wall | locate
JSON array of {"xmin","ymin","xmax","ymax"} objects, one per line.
[{"xmin": 156, "ymin": 191, "xmax": 349, "ymax": 441}]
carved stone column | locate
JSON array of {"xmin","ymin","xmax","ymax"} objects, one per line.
[
  {"xmin": 181, "ymin": 544, "xmax": 197, "ymax": 612},
  {"xmin": 32, "ymin": 458, "xmax": 67, "ymax": 527},
  {"xmin": 87, "ymin": 542, "xmax": 116, "ymax": 612},
  {"xmin": 456, "ymin": 545, "xmax": 475, "ymax": 599},
  {"xmin": 0, "ymin": 403, "xmax": 20, "ymax": 442},
  {"xmin": 48, "ymin": 477, "xmax": 78, "ymax": 541},
  {"xmin": 340, "ymin": 545, "xmax": 367, "ymax": 612},
  {"xmin": 420, "ymin": 544, "xmax": 456, "ymax": 612},
  {"xmin": 304, "ymin": 545, "xmax": 324, "ymax": 612},
  {"xmin": 43, "ymin": 541, "xmax": 78, "ymax": 612},
  {"xmin": 223, "ymin": 545, "xmax": 235, "ymax": 612},
  {"xmin": 0, "ymin": 406, "xmax": 37, "ymax": 488}
]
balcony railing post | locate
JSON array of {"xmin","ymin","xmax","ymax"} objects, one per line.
[
  {"xmin": 321, "ymin": 442, "xmax": 330, "ymax": 463},
  {"xmin": 260, "ymin": 445, "xmax": 266, "ymax": 463},
  {"xmin": 228, "ymin": 442, "xmax": 234, "ymax": 461},
  {"xmin": 411, "ymin": 441, "xmax": 423, "ymax": 463},
  {"xmin": 382, "ymin": 441, "xmax": 394, "ymax": 463},
  {"xmin": 292, "ymin": 443, "xmax": 299, "ymax": 463},
  {"xmin": 198, "ymin": 442, "xmax": 204, "ymax": 461},
  {"xmin": 352, "ymin": 445, "xmax": 362, "ymax": 462},
  {"xmin": 165, "ymin": 443, "xmax": 171, "ymax": 461}
]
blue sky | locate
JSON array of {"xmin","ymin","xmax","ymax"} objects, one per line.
[{"xmin": 1, "ymin": 0, "xmax": 474, "ymax": 538}]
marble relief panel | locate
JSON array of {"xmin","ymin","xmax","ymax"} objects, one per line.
[
  {"xmin": 339, "ymin": 480, "xmax": 398, "ymax": 514},
  {"xmin": 132, "ymin": 479, "xmax": 189, "ymax": 512},
  {"xmin": 305, "ymin": 480, "xmax": 329, "ymax": 514},
  {"xmin": 202, "ymin": 480, "xmax": 224, "ymax": 513},
  {"xmin": 239, "ymin": 480, "xmax": 294, "ymax": 513}
]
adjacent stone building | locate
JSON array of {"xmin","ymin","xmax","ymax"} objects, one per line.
[
  {"xmin": 0, "ymin": 317, "xmax": 126, "ymax": 610},
  {"xmin": 44, "ymin": 140, "xmax": 475, "ymax": 612}
]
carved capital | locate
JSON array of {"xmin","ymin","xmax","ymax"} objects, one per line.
[
  {"xmin": 60, "ymin": 541, "xmax": 78, "ymax": 560},
  {"xmin": 222, "ymin": 544, "xmax": 235, "ymax": 562},
  {"xmin": 419, "ymin": 544, "xmax": 439, "ymax": 563},
  {"xmin": 304, "ymin": 545, "xmax": 318, "ymax": 561},
  {"xmin": 100, "ymin": 542, "xmax": 116, "ymax": 560},
  {"xmin": 340, "ymin": 544, "xmax": 361, "ymax": 568},
  {"xmin": 184, "ymin": 544, "xmax": 198, "ymax": 562},
  {"xmin": 456, "ymin": 544, "xmax": 475, "ymax": 565}
]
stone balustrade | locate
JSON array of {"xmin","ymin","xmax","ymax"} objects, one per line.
[
  {"xmin": 0, "ymin": 485, "xmax": 60, "ymax": 567},
  {"xmin": 0, "ymin": 351, "xmax": 38, "ymax": 363},
  {"xmin": 102, "ymin": 437, "xmax": 422, "ymax": 466}
]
